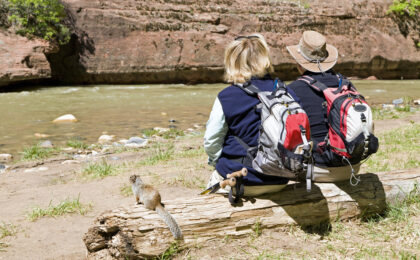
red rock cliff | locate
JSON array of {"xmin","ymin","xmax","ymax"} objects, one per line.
[{"xmin": 1, "ymin": 0, "xmax": 419, "ymax": 87}]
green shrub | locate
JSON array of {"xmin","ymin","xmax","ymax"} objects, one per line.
[
  {"xmin": 7, "ymin": 0, "xmax": 70, "ymax": 44},
  {"xmin": 388, "ymin": 0, "xmax": 420, "ymax": 16},
  {"xmin": 0, "ymin": 0, "xmax": 10, "ymax": 27}
]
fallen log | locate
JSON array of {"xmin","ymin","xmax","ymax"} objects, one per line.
[{"xmin": 83, "ymin": 168, "xmax": 420, "ymax": 259}]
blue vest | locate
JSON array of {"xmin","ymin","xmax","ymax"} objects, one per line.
[{"xmin": 216, "ymin": 75, "xmax": 289, "ymax": 186}]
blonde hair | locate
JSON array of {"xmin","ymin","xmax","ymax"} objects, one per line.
[{"xmin": 224, "ymin": 33, "xmax": 274, "ymax": 84}]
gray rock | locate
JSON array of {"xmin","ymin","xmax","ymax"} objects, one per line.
[
  {"xmin": 125, "ymin": 143, "xmax": 145, "ymax": 148},
  {"xmin": 0, "ymin": 154, "xmax": 13, "ymax": 163},
  {"xmin": 127, "ymin": 137, "xmax": 147, "ymax": 145},
  {"xmin": 39, "ymin": 140, "xmax": 53, "ymax": 148},
  {"xmin": 61, "ymin": 160, "xmax": 80, "ymax": 165},
  {"xmin": 0, "ymin": 164, "xmax": 5, "ymax": 170},
  {"xmin": 392, "ymin": 98, "xmax": 403, "ymax": 105}
]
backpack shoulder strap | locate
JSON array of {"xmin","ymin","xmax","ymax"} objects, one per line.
[
  {"xmin": 235, "ymin": 81, "xmax": 261, "ymax": 96},
  {"xmin": 334, "ymin": 73, "xmax": 356, "ymax": 94},
  {"xmin": 297, "ymin": 75, "xmax": 328, "ymax": 92}
]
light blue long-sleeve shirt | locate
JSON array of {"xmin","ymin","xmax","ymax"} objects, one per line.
[{"xmin": 203, "ymin": 97, "xmax": 228, "ymax": 166}]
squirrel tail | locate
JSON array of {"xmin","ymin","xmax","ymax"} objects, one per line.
[{"xmin": 155, "ymin": 204, "xmax": 183, "ymax": 240}]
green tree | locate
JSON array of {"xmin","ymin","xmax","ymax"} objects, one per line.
[
  {"xmin": 388, "ymin": 0, "xmax": 420, "ymax": 16},
  {"xmin": 7, "ymin": 0, "xmax": 70, "ymax": 44}
]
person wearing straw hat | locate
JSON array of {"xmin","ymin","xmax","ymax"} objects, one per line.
[{"xmin": 286, "ymin": 30, "xmax": 362, "ymax": 180}]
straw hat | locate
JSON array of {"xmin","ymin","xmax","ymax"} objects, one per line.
[{"xmin": 286, "ymin": 31, "xmax": 338, "ymax": 73}]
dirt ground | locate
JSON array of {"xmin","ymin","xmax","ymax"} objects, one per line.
[{"xmin": 0, "ymin": 112, "xmax": 419, "ymax": 260}]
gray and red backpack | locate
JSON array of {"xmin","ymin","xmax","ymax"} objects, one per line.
[
  {"xmin": 233, "ymin": 75, "xmax": 378, "ymax": 197},
  {"xmin": 235, "ymin": 79, "xmax": 314, "ymax": 191},
  {"xmin": 297, "ymin": 75, "xmax": 379, "ymax": 175}
]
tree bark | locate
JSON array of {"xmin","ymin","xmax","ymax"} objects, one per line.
[{"xmin": 83, "ymin": 168, "xmax": 420, "ymax": 259}]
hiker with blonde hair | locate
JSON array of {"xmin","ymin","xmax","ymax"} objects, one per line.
[{"xmin": 204, "ymin": 34, "xmax": 288, "ymax": 196}]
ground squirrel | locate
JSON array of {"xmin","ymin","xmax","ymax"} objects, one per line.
[{"xmin": 129, "ymin": 174, "xmax": 183, "ymax": 240}]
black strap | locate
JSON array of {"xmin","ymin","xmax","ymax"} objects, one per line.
[
  {"xmin": 229, "ymin": 176, "xmax": 244, "ymax": 204},
  {"xmin": 298, "ymin": 76, "xmax": 328, "ymax": 92},
  {"xmin": 235, "ymin": 81, "xmax": 261, "ymax": 96},
  {"xmin": 233, "ymin": 136, "xmax": 255, "ymax": 168},
  {"xmin": 234, "ymin": 136, "xmax": 250, "ymax": 150}
]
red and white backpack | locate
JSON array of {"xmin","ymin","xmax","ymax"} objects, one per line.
[{"xmin": 298, "ymin": 75, "xmax": 379, "ymax": 170}]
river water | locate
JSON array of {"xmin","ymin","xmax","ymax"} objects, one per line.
[{"xmin": 1, "ymin": 80, "xmax": 419, "ymax": 157}]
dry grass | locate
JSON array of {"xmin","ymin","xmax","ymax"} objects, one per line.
[{"xmin": 362, "ymin": 122, "xmax": 419, "ymax": 172}]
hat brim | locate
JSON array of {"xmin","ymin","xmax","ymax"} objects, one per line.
[{"xmin": 286, "ymin": 44, "xmax": 338, "ymax": 73}]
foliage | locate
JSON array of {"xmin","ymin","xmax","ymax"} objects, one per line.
[
  {"xmin": 386, "ymin": 182, "xmax": 420, "ymax": 222},
  {"xmin": 120, "ymin": 184, "xmax": 132, "ymax": 197},
  {"xmin": 0, "ymin": 222, "xmax": 18, "ymax": 240},
  {"xmin": 363, "ymin": 123, "xmax": 419, "ymax": 172},
  {"xmin": 137, "ymin": 143, "xmax": 174, "ymax": 166},
  {"xmin": 7, "ymin": 0, "xmax": 70, "ymax": 44},
  {"xmin": 159, "ymin": 242, "xmax": 182, "ymax": 260},
  {"xmin": 142, "ymin": 128, "xmax": 185, "ymax": 139},
  {"xmin": 21, "ymin": 143, "xmax": 56, "ymax": 160},
  {"xmin": 388, "ymin": 0, "xmax": 420, "ymax": 16},
  {"xmin": 82, "ymin": 160, "xmax": 118, "ymax": 179},
  {"xmin": 0, "ymin": 0, "xmax": 10, "ymax": 27},
  {"xmin": 66, "ymin": 138, "xmax": 89, "ymax": 150},
  {"xmin": 27, "ymin": 196, "xmax": 92, "ymax": 221}
]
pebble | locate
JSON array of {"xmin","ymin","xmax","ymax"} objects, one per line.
[
  {"xmin": 0, "ymin": 154, "xmax": 13, "ymax": 163},
  {"xmin": 382, "ymin": 104, "xmax": 394, "ymax": 109},
  {"xmin": 127, "ymin": 137, "xmax": 147, "ymax": 144},
  {"xmin": 39, "ymin": 140, "xmax": 53, "ymax": 148},
  {"xmin": 111, "ymin": 156, "xmax": 120, "ymax": 161},
  {"xmin": 125, "ymin": 137, "xmax": 148, "ymax": 148},
  {"xmin": 73, "ymin": 154, "xmax": 87, "ymax": 159},
  {"xmin": 61, "ymin": 160, "xmax": 80, "ymax": 165},
  {"xmin": 0, "ymin": 164, "xmax": 5, "ymax": 174},
  {"xmin": 365, "ymin": 76, "xmax": 378, "ymax": 80},
  {"xmin": 52, "ymin": 114, "xmax": 78, "ymax": 123},
  {"xmin": 169, "ymin": 118, "xmax": 176, "ymax": 123},
  {"xmin": 98, "ymin": 134, "xmax": 115, "ymax": 144},
  {"xmin": 193, "ymin": 124, "xmax": 201, "ymax": 129},
  {"xmin": 118, "ymin": 139, "xmax": 128, "ymax": 144},
  {"xmin": 34, "ymin": 133, "xmax": 50, "ymax": 138},
  {"xmin": 414, "ymin": 99, "xmax": 420, "ymax": 105},
  {"xmin": 392, "ymin": 98, "xmax": 404, "ymax": 105},
  {"xmin": 91, "ymin": 151, "xmax": 99, "ymax": 156},
  {"xmin": 24, "ymin": 166, "xmax": 49, "ymax": 173},
  {"xmin": 161, "ymin": 112, "xmax": 167, "ymax": 116},
  {"xmin": 153, "ymin": 127, "xmax": 170, "ymax": 133},
  {"xmin": 187, "ymin": 128, "xmax": 195, "ymax": 132}
]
